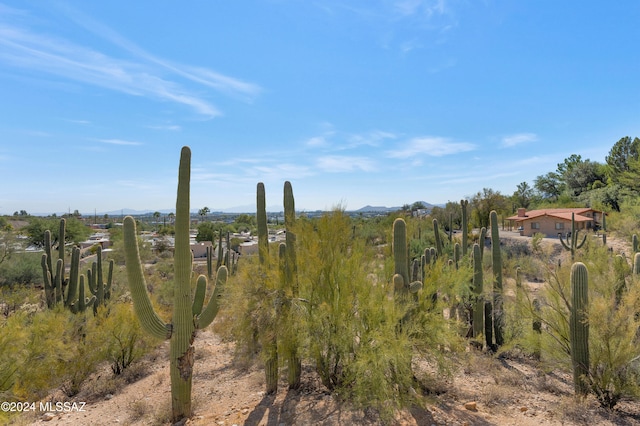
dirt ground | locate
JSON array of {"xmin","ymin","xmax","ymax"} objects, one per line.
[
  {"xmin": 17, "ymin": 328, "xmax": 640, "ymax": 426},
  {"xmin": 15, "ymin": 232, "xmax": 640, "ymax": 426}
]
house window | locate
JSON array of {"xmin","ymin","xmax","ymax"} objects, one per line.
[
  {"xmin": 531, "ymin": 222, "xmax": 540, "ymax": 230},
  {"xmin": 555, "ymin": 223, "xmax": 564, "ymax": 230}
]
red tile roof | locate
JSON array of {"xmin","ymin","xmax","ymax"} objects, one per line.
[{"xmin": 506, "ymin": 208, "xmax": 595, "ymax": 222}]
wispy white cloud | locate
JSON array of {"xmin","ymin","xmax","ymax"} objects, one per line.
[
  {"xmin": 60, "ymin": 4, "xmax": 261, "ymax": 101},
  {"xmin": 0, "ymin": 5, "xmax": 261, "ymax": 118},
  {"xmin": 65, "ymin": 119, "xmax": 91, "ymax": 125},
  {"xmin": 502, "ymin": 133, "xmax": 538, "ymax": 147},
  {"xmin": 387, "ymin": 136, "xmax": 476, "ymax": 158},
  {"xmin": 306, "ymin": 136, "xmax": 331, "ymax": 147},
  {"xmin": 147, "ymin": 124, "xmax": 181, "ymax": 131},
  {"xmin": 99, "ymin": 139, "xmax": 143, "ymax": 146},
  {"xmin": 316, "ymin": 155, "xmax": 376, "ymax": 172},
  {"xmin": 394, "ymin": 0, "xmax": 447, "ymax": 17},
  {"xmin": 347, "ymin": 130, "xmax": 397, "ymax": 148}
]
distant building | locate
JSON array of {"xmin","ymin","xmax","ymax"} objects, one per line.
[{"xmin": 506, "ymin": 208, "xmax": 604, "ymax": 237}]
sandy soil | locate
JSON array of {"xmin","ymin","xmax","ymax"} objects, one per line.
[{"xmin": 18, "ymin": 327, "xmax": 640, "ymax": 426}]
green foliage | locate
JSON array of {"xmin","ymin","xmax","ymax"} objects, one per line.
[
  {"xmin": 513, "ymin": 181, "xmax": 534, "ymax": 209},
  {"xmin": 25, "ymin": 216, "xmax": 90, "ymax": 247},
  {"xmin": 90, "ymin": 302, "xmax": 161, "ymax": 375},
  {"xmin": 606, "ymin": 136, "xmax": 640, "ymax": 188},
  {"xmin": 195, "ymin": 221, "xmax": 217, "ymax": 243},
  {"xmin": 0, "ymin": 253, "xmax": 42, "ymax": 287},
  {"xmin": 225, "ymin": 208, "xmax": 462, "ymax": 421},
  {"xmin": 470, "ymin": 188, "xmax": 509, "ymax": 228}
]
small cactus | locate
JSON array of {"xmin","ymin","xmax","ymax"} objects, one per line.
[{"xmin": 559, "ymin": 213, "xmax": 587, "ymax": 260}]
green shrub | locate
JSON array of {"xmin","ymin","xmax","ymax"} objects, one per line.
[
  {"xmin": 0, "ymin": 253, "xmax": 42, "ymax": 287},
  {"xmin": 224, "ymin": 209, "xmax": 462, "ymax": 422},
  {"xmin": 89, "ymin": 303, "xmax": 161, "ymax": 376}
]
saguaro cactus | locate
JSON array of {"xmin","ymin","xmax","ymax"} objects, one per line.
[
  {"xmin": 86, "ymin": 245, "xmax": 113, "ymax": 313},
  {"xmin": 123, "ymin": 146, "xmax": 227, "ymax": 422},
  {"xmin": 41, "ymin": 219, "xmax": 67, "ymax": 309},
  {"xmin": 433, "ymin": 218, "xmax": 443, "ymax": 258},
  {"xmin": 472, "ymin": 243, "xmax": 484, "ymax": 339},
  {"xmin": 569, "ymin": 262, "xmax": 590, "ymax": 396},
  {"xmin": 461, "ymin": 199, "xmax": 469, "ymax": 256},
  {"xmin": 41, "ymin": 220, "xmax": 98, "ymax": 313},
  {"xmin": 559, "ymin": 213, "xmax": 587, "ymax": 260},
  {"xmin": 393, "ymin": 218, "xmax": 410, "ymax": 294},
  {"xmin": 633, "ymin": 252, "xmax": 640, "ymax": 276},
  {"xmin": 283, "ymin": 181, "xmax": 301, "ymax": 389},
  {"xmin": 490, "ymin": 211, "xmax": 504, "ymax": 347},
  {"xmin": 256, "ymin": 182, "xmax": 279, "ymax": 394}
]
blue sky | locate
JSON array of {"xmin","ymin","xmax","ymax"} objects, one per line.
[{"xmin": 1, "ymin": 1, "xmax": 639, "ymax": 215}]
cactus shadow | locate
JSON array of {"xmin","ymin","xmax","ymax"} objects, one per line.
[{"xmin": 243, "ymin": 392, "xmax": 279, "ymax": 425}]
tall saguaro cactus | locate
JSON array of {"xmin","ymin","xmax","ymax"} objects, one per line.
[
  {"xmin": 257, "ymin": 182, "xmax": 269, "ymax": 266},
  {"xmin": 490, "ymin": 211, "xmax": 504, "ymax": 347},
  {"xmin": 393, "ymin": 218, "xmax": 409, "ymax": 295},
  {"xmin": 460, "ymin": 199, "xmax": 469, "ymax": 257},
  {"xmin": 570, "ymin": 262, "xmax": 590, "ymax": 396},
  {"xmin": 433, "ymin": 218, "xmax": 443, "ymax": 258},
  {"xmin": 123, "ymin": 146, "xmax": 227, "ymax": 422},
  {"xmin": 257, "ymin": 182, "xmax": 279, "ymax": 394},
  {"xmin": 472, "ymin": 243, "xmax": 484, "ymax": 339},
  {"xmin": 283, "ymin": 181, "xmax": 301, "ymax": 389}
]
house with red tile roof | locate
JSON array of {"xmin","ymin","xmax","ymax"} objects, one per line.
[{"xmin": 506, "ymin": 208, "xmax": 605, "ymax": 237}]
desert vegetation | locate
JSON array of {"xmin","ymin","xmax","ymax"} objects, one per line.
[{"xmin": 1, "ymin": 140, "xmax": 640, "ymax": 424}]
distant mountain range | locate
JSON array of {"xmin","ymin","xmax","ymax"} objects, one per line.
[
  {"xmin": 354, "ymin": 201, "xmax": 440, "ymax": 213},
  {"xmin": 31, "ymin": 202, "xmax": 443, "ymax": 217}
]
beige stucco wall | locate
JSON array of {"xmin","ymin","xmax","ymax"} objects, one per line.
[{"xmin": 520, "ymin": 216, "xmax": 589, "ymax": 237}]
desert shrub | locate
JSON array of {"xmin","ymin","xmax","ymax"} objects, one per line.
[
  {"xmin": 11, "ymin": 307, "xmax": 83, "ymax": 399},
  {"xmin": 224, "ymin": 209, "xmax": 462, "ymax": 421},
  {"xmin": 88, "ymin": 302, "xmax": 161, "ymax": 376},
  {"xmin": 0, "ymin": 252, "xmax": 42, "ymax": 287},
  {"xmin": 298, "ymin": 210, "xmax": 423, "ymax": 419}
]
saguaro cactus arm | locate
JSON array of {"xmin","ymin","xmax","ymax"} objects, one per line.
[
  {"xmin": 124, "ymin": 216, "xmax": 172, "ymax": 340},
  {"xmin": 195, "ymin": 266, "xmax": 228, "ymax": 329},
  {"xmin": 192, "ymin": 275, "xmax": 207, "ymax": 317}
]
